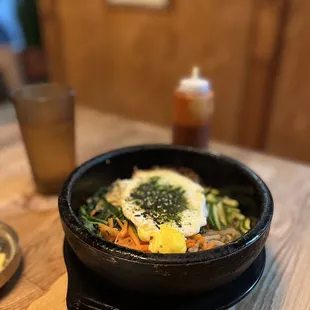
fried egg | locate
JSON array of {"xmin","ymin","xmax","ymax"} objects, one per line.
[{"xmin": 115, "ymin": 169, "xmax": 208, "ymax": 242}]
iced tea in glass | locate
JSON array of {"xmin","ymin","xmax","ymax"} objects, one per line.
[{"xmin": 12, "ymin": 83, "xmax": 75, "ymax": 195}]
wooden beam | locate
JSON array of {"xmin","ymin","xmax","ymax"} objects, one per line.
[
  {"xmin": 265, "ymin": 0, "xmax": 310, "ymax": 162},
  {"xmin": 237, "ymin": 0, "xmax": 288, "ymax": 149}
]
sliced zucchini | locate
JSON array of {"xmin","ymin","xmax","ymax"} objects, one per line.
[
  {"xmin": 211, "ymin": 188, "xmax": 220, "ymax": 195},
  {"xmin": 232, "ymin": 212, "xmax": 245, "ymax": 221},
  {"xmin": 225, "ymin": 208, "xmax": 233, "ymax": 224},
  {"xmin": 238, "ymin": 218, "xmax": 251, "ymax": 234},
  {"xmin": 204, "ymin": 187, "xmax": 211, "ymax": 194},
  {"xmin": 206, "ymin": 193, "xmax": 218, "ymax": 204},
  {"xmin": 225, "ymin": 210, "xmax": 243, "ymax": 223},
  {"xmin": 224, "ymin": 206, "xmax": 241, "ymax": 213},
  {"xmin": 222, "ymin": 197, "xmax": 239, "ymax": 208},
  {"xmin": 239, "ymin": 226, "xmax": 248, "ymax": 234},
  {"xmin": 243, "ymin": 218, "xmax": 251, "ymax": 230},
  {"xmin": 217, "ymin": 202, "xmax": 227, "ymax": 227},
  {"xmin": 210, "ymin": 204, "xmax": 221, "ymax": 230},
  {"xmin": 203, "ymin": 186, "xmax": 253, "ymax": 234},
  {"xmin": 207, "ymin": 213, "xmax": 216, "ymax": 229},
  {"xmin": 227, "ymin": 215, "xmax": 238, "ymax": 227}
]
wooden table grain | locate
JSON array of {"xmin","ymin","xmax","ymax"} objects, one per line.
[{"xmin": 0, "ymin": 102, "xmax": 310, "ymax": 310}]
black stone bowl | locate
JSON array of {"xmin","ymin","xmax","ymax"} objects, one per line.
[{"xmin": 58, "ymin": 144, "xmax": 273, "ymax": 295}]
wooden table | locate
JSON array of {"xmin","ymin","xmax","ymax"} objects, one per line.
[{"xmin": 0, "ymin": 103, "xmax": 310, "ymax": 310}]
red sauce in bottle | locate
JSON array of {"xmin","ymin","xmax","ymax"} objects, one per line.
[{"xmin": 172, "ymin": 67, "xmax": 213, "ymax": 149}]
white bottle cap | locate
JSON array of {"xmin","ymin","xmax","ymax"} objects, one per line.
[{"xmin": 178, "ymin": 66, "xmax": 210, "ymax": 93}]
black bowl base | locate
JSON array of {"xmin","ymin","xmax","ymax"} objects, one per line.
[{"xmin": 63, "ymin": 239, "xmax": 266, "ymax": 310}]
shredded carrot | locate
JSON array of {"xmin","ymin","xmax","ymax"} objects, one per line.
[
  {"xmin": 128, "ymin": 225, "xmax": 140, "ymax": 246},
  {"xmin": 202, "ymin": 239, "xmax": 209, "ymax": 250},
  {"xmin": 116, "ymin": 237, "xmax": 149, "ymax": 252},
  {"xmin": 116, "ymin": 237, "xmax": 136, "ymax": 249},
  {"xmin": 186, "ymin": 239, "xmax": 196, "ymax": 248},
  {"xmin": 99, "ymin": 223, "xmax": 119, "ymax": 237},
  {"xmin": 119, "ymin": 220, "xmax": 128, "ymax": 237},
  {"xmin": 193, "ymin": 234, "xmax": 202, "ymax": 241},
  {"xmin": 188, "ymin": 234, "xmax": 214, "ymax": 251},
  {"xmin": 115, "ymin": 217, "xmax": 124, "ymax": 228},
  {"xmin": 115, "ymin": 236, "xmax": 132, "ymax": 246},
  {"xmin": 196, "ymin": 236, "xmax": 208, "ymax": 250},
  {"xmin": 138, "ymin": 244, "xmax": 150, "ymax": 252},
  {"xmin": 90, "ymin": 209, "xmax": 97, "ymax": 217},
  {"xmin": 115, "ymin": 236, "xmax": 129, "ymax": 244},
  {"xmin": 108, "ymin": 218, "xmax": 114, "ymax": 228},
  {"xmin": 113, "ymin": 226, "xmax": 150, "ymax": 252},
  {"xmin": 115, "ymin": 220, "xmax": 128, "ymax": 243},
  {"xmin": 101, "ymin": 231, "xmax": 115, "ymax": 242}
]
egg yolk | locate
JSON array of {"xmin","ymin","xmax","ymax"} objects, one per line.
[{"xmin": 148, "ymin": 225, "xmax": 187, "ymax": 254}]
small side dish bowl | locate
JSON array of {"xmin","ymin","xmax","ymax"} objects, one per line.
[
  {"xmin": 58, "ymin": 144, "xmax": 273, "ymax": 294},
  {"xmin": 0, "ymin": 222, "xmax": 21, "ymax": 288}
]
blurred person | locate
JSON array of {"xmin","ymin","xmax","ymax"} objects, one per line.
[
  {"xmin": 0, "ymin": 0, "xmax": 25, "ymax": 93},
  {"xmin": 18, "ymin": 0, "xmax": 47, "ymax": 82}
]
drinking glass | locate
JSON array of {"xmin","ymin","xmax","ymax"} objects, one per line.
[{"xmin": 12, "ymin": 83, "xmax": 76, "ymax": 195}]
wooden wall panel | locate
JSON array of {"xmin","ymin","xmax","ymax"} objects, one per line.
[
  {"xmin": 265, "ymin": 0, "xmax": 310, "ymax": 162},
  {"xmin": 237, "ymin": 0, "xmax": 287, "ymax": 149},
  {"xmin": 52, "ymin": 0, "xmax": 254, "ymax": 144},
  {"xmin": 38, "ymin": 0, "xmax": 310, "ymax": 162},
  {"xmin": 210, "ymin": 0, "xmax": 253, "ymax": 142}
]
